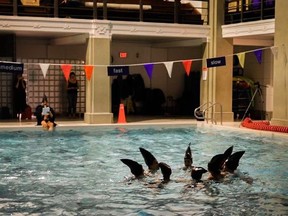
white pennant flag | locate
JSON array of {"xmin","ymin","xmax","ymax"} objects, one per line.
[
  {"xmin": 39, "ymin": 63, "xmax": 50, "ymax": 78},
  {"xmin": 163, "ymin": 62, "xmax": 174, "ymax": 78}
]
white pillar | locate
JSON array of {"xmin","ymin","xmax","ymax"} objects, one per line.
[
  {"xmin": 271, "ymin": 0, "xmax": 288, "ymax": 126},
  {"xmin": 84, "ymin": 25, "xmax": 113, "ymax": 124}
]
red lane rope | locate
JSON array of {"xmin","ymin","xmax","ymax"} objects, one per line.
[{"xmin": 241, "ymin": 118, "xmax": 288, "ymax": 133}]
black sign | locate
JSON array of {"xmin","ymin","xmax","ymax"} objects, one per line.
[
  {"xmin": 206, "ymin": 56, "xmax": 226, "ymax": 68},
  {"xmin": 0, "ymin": 62, "xmax": 24, "ymax": 73},
  {"xmin": 107, "ymin": 66, "xmax": 129, "ymax": 76}
]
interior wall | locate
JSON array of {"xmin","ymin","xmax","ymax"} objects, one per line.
[
  {"xmin": 16, "ymin": 37, "xmax": 87, "ymax": 116},
  {"xmin": 15, "ymin": 37, "xmax": 203, "ymax": 115},
  {"xmin": 111, "ymin": 41, "xmax": 203, "ymax": 101},
  {"xmin": 16, "ymin": 37, "xmax": 87, "ymax": 60}
]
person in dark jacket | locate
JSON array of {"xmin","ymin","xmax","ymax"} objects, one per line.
[
  {"xmin": 14, "ymin": 73, "xmax": 27, "ymax": 119},
  {"xmin": 67, "ymin": 72, "xmax": 78, "ymax": 117}
]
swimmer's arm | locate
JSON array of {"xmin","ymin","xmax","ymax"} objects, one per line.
[{"xmin": 234, "ymin": 170, "xmax": 253, "ymax": 184}]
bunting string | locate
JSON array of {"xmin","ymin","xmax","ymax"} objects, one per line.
[
  {"xmin": 0, "ymin": 46, "xmax": 277, "ymax": 80},
  {"xmin": 0, "ymin": 46, "xmax": 275, "ymax": 68}
]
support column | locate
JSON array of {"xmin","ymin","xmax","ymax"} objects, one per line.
[
  {"xmin": 201, "ymin": 0, "xmax": 234, "ymax": 122},
  {"xmin": 271, "ymin": 0, "xmax": 288, "ymax": 126},
  {"xmin": 84, "ymin": 35, "xmax": 113, "ymax": 124}
]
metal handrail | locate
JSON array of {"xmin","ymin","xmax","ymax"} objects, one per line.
[
  {"xmin": 194, "ymin": 101, "xmax": 212, "ymax": 121},
  {"xmin": 194, "ymin": 102, "xmax": 222, "ymax": 125}
]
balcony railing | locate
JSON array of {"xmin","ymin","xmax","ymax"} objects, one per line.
[
  {"xmin": 225, "ymin": 0, "xmax": 275, "ymax": 24},
  {"xmin": 0, "ymin": 0, "xmax": 209, "ymax": 25}
]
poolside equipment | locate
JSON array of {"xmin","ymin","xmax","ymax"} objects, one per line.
[
  {"xmin": 240, "ymin": 81, "xmax": 265, "ymax": 124},
  {"xmin": 241, "ymin": 117, "xmax": 288, "ymax": 133},
  {"xmin": 117, "ymin": 103, "xmax": 126, "ymax": 123}
]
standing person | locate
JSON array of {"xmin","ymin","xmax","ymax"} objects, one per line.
[
  {"xmin": 67, "ymin": 72, "xmax": 78, "ymax": 118},
  {"xmin": 14, "ymin": 73, "xmax": 27, "ymax": 119}
]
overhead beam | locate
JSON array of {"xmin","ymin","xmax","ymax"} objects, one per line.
[
  {"xmin": 233, "ymin": 38, "xmax": 274, "ymax": 46},
  {"xmin": 50, "ymin": 34, "xmax": 88, "ymax": 45},
  {"xmin": 152, "ymin": 38, "xmax": 207, "ymax": 48}
]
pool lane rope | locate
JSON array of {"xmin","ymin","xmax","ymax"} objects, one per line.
[{"xmin": 241, "ymin": 117, "xmax": 288, "ymax": 133}]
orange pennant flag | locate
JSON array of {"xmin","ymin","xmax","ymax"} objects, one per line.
[
  {"xmin": 182, "ymin": 60, "xmax": 193, "ymax": 76},
  {"xmin": 84, "ymin": 65, "xmax": 94, "ymax": 80},
  {"xmin": 61, "ymin": 64, "xmax": 72, "ymax": 81}
]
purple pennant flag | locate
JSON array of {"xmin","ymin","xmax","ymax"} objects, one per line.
[
  {"xmin": 144, "ymin": 63, "xmax": 154, "ymax": 80},
  {"xmin": 254, "ymin": 50, "xmax": 262, "ymax": 64}
]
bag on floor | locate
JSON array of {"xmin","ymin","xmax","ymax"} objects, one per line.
[{"xmin": 21, "ymin": 105, "xmax": 32, "ymax": 120}]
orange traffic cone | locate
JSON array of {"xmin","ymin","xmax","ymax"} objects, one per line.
[{"xmin": 117, "ymin": 103, "xmax": 127, "ymax": 123}]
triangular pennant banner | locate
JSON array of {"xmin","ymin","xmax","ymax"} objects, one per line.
[
  {"xmin": 163, "ymin": 62, "xmax": 174, "ymax": 78},
  {"xmin": 144, "ymin": 63, "xmax": 154, "ymax": 80},
  {"xmin": 61, "ymin": 64, "xmax": 72, "ymax": 81},
  {"xmin": 39, "ymin": 63, "xmax": 50, "ymax": 78},
  {"xmin": 237, "ymin": 53, "xmax": 246, "ymax": 68},
  {"xmin": 182, "ymin": 60, "xmax": 192, "ymax": 76},
  {"xmin": 254, "ymin": 50, "xmax": 262, "ymax": 64},
  {"xmin": 84, "ymin": 65, "xmax": 94, "ymax": 80}
]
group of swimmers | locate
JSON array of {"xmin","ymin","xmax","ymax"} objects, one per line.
[{"xmin": 120, "ymin": 143, "xmax": 252, "ymax": 188}]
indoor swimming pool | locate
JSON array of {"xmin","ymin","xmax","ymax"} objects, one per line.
[{"xmin": 0, "ymin": 125, "xmax": 287, "ymax": 215}]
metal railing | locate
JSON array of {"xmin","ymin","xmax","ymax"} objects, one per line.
[
  {"xmin": 224, "ymin": 0, "xmax": 275, "ymax": 24},
  {"xmin": 0, "ymin": 0, "xmax": 209, "ymax": 25},
  {"xmin": 194, "ymin": 102, "xmax": 223, "ymax": 125}
]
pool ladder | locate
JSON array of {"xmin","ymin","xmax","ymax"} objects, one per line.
[{"xmin": 194, "ymin": 102, "xmax": 223, "ymax": 125}]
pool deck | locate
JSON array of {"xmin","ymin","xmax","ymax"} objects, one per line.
[
  {"xmin": 0, "ymin": 115, "xmax": 288, "ymax": 138},
  {"xmin": 0, "ymin": 115, "xmax": 199, "ymax": 128}
]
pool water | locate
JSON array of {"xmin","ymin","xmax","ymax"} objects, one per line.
[{"xmin": 0, "ymin": 125, "xmax": 287, "ymax": 215}]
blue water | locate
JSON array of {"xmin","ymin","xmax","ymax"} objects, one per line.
[{"xmin": 0, "ymin": 125, "xmax": 287, "ymax": 215}]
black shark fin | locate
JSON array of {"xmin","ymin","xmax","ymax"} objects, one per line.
[
  {"xmin": 139, "ymin": 147, "xmax": 159, "ymax": 171},
  {"xmin": 184, "ymin": 143, "xmax": 193, "ymax": 168},
  {"xmin": 208, "ymin": 154, "xmax": 226, "ymax": 175},
  {"xmin": 158, "ymin": 162, "xmax": 172, "ymax": 182},
  {"xmin": 191, "ymin": 167, "xmax": 207, "ymax": 181},
  {"xmin": 223, "ymin": 146, "xmax": 233, "ymax": 159},
  {"xmin": 225, "ymin": 151, "xmax": 245, "ymax": 172},
  {"xmin": 120, "ymin": 159, "xmax": 144, "ymax": 178}
]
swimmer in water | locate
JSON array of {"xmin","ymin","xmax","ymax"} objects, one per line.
[
  {"xmin": 191, "ymin": 166, "xmax": 207, "ymax": 182},
  {"xmin": 207, "ymin": 146, "xmax": 252, "ymax": 184},
  {"xmin": 120, "ymin": 158, "xmax": 145, "ymax": 180},
  {"xmin": 146, "ymin": 162, "xmax": 172, "ymax": 189},
  {"xmin": 120, "ymin": 147, "xmax": 160, "ymax": 180},
  {"xmin": 139, "ymin": 147, "xmax": 159, "ymax": 174},
  {"xmin": 223, "ymin": 150, "xmax": 253, "ymax": 184},
  {"xmin": 183, "ymin": 143, "xmax": 193, "ymax": 171},
  {"xmin": 207, "ymin": 146, "xmax": 233, "ymax": 181},
  {"xmin": 120, "ymin": 148, "xmax": 172, "ymax": 188}
]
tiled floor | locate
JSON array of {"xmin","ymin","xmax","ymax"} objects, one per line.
[
  {"xmin": 0, "ymin": 115, "xmax": 198, "ymax": 128},
  {"xmin": 1, "ymin": 115, "xmax": 288, "ymax": 139}
]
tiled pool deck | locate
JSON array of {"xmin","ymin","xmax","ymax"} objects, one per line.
[{"xmin": 0, "ymin": 116, "xmax": 288, "ymax": 139}]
